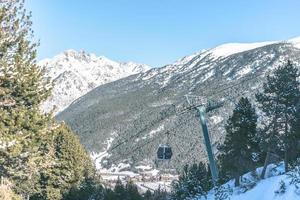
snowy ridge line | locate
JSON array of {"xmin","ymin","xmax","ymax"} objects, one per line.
[
  {"xmin": 39, "ymin": 49, "xmax": 151, "ymax": 114},
  {"xmin": 43, "ymin": 36, "xmax": 300, "ymax": 115},
  {"xmin": 56, "ymin": 36, "xmax": 300, "ymax": 189}
]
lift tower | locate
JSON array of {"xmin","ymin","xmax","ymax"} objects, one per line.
[{"xmin": 185, "ymin": 95, "xmax": 219, "ymax": 186}]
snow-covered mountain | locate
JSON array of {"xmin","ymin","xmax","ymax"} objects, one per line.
[
  {"xmin": 57, "ymin": 37, "xmax": 300, "ymax": 176},
  {"xmin": 39, "ymin": 50, "xmax": 151, "ymax": 113}
]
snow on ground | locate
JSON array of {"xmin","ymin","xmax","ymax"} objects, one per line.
[
  {"xmin": 135, "ymin": 165, "xmax": 153, "ymax": 171},
  {"xmin": 148, "ymin": 124, "xmax": 165, "ymax": 138},
  {"xmin": 91, "ymin": 136, "xmax": 114, "ymax": 169},
  {"xmin": 210, "ymin": 115, "xmax": 223, "ymax": 125},
  {"xmin": 99, "ymin": 162, "xmax": 177, "ymax": 193},
  {"xmin": 194, "ymin": 162, "xmax": 300, "ymax": 200},
  {"xmin": 173, "ymin": 50, "xmax": 207, "ymax": 66},
  {"xmin": 201, "ymin": 70, "xmax": 215, "ymax": 82},
  {"xmin": 90, "ymin": 136, "xmax": 177, "ymax": 192},
  {"xmin": 289, "ymin": 36, "xmax": 300, "ymax": 49},
  {"xmin": 136, "ymin": 181, "xmax": 172, "ymax": 193},
  {"xmin": 236, "ymin": 65, "xmax": 253, "ymax": 78},
  {"xmin": 208, "ymin": 41, "xmax": 276, "ymax": 58}
]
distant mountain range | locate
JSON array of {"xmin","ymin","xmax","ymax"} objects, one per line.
[
  {"xmin": 39, "ymin": 50, "xmax": 151, "ymax": 113},
  {"xmin": 55, "ymin": 37, "xmax": 300, "ymax": 174}
]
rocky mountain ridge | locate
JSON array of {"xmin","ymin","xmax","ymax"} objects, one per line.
[
  {"xmin": 39, "ymin": 49, "xmax": 151, "ymax": 113},
  {"xmin": 57, "ymin": 37, "xmax": 300, "ymax": 173}
]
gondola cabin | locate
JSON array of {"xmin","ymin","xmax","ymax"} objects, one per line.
[{"xmin": 157, "ymin": 144, "xmax": 173, "ymax": 160}]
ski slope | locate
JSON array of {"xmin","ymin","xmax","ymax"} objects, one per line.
[{"xmin": 195, "ymin": 163, "xmax": 300, "ymax": 200}]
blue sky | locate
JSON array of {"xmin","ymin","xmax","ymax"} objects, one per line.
[{"xmin": 26, "ymin": 0, "xmax": 300, "ymax": 67}]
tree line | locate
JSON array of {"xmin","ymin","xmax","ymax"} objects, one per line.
[
  {"xmin": 2, "ymin": 1, "xmax": 300, "ymax": 200},
  {"xmin": 171, "ymin": 61, "xmax": 300, "ymax": 199}
]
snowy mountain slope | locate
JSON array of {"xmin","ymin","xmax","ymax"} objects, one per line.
[
  {"xmin": 56, "ymin": 37, "xmax": 300, "ymax": 174},
  {"xmin": 207, "ymin": 40, "xmax": 276, "ymax": 58},
  {"xmin": 195, "ymin": 163, "xmax": 300, "ymax": 200},
  {"xmin": 289, "ymin": 36, "xmax": 300, "ymax": 49},
  {"xmin": 39, "ymin": 50, "xmax": 151, "ymax": 113}
]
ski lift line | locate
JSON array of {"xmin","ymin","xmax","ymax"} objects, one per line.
[
  {"xmin": 95, "ymin": 124, "xmax": 165, "ymax": 162},
  {"xmin": 208, "ymin": 75, "xmax": 259, "ymax": 98},
  {"xmin": 107, "ymin": 129, "xmax": 166, "ymax": 164},
  {"xmin": 108, "ymin": 107, "xmax": 176, "ymax": 153},
  {"xmin": 99, "ymin": 60, "xmax": 299, "ymax": 164},
  {"xmin": 115, "ymin": 105, "xmax": 175, "ymax": 142},
  {"xmin": 170, "ymin": 132, "xmax": 193, "ymax": 142},
  {"xmin": 173, "ymin": 141, "xmax": 184, "ymax": 156},
  {"xmin": 106, "ymin": 129, "xmax": 187, "ymax": 165},
  {"xmin": 104, "ymin": 129, "xmax": 178, "ymax": 163},
  {"xmin": 107, "ymin": 137, "xmax": 157, "ymax": 164},
  {"xmin": 174, "ymin": 141, "xmax": 198, "ymax": 164},
  {"xmin": 172, "ymin": 141, "xmax": 189, "ymax": 165},
  {"xmin": 179, "ymin": 73, "xmax": 263, "ymax": 114},
  {"xmin": 105, "ymin": 58, "xmax": 298, "ymax": 155}
]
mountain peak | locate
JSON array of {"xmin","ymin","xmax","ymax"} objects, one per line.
[
  {"xmin": 208, "ymin": 40, "xmax": 277, "ymax": 58},
  {"xmin": 59, "ymin": 49, "xmax": 112, "ymax": 64},
  {"xmin": 39, "ymin": 51, "xmax": 151, "ymax": 114},
  {"xmin": 206, "ymin": 36, "xmax": 300, "ymax": 59}
]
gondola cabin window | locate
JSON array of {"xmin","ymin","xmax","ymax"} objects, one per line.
[{"xmin": 157, "ymin": 144, "xmax": 173, "ymax": 160}]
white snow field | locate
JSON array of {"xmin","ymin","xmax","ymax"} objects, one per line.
[{"xmin": 195, "ymin": 162, "xmax": 300, "ymax": 200}]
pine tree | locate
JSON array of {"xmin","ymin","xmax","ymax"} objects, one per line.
[
  {"xmin": 171, "ymin": 162, "xmax": 212, "ymax": 199},
  {"xmin": 31, "ymin": 124, "xmax": 96, "ymax": 200},
  {"xmin": 113, "ymin": 178, "xmax": 126, "ymax": 200},
  {"xmin": 63, "ymin": 174, "xmax": 105, "ymax": 200},
  {"xmin": 0, "ymin": 1, "xmax": 97, "ymax": 199},
  {"xmin": 218, "ymin": 97, "xmax": 258, "ymax": 186},
  {"xmin": 143, "ymin": 190, "xmax": 153, "ymax": 200},
  {"xmin": 289, "ymin": 107, "xmax": 300, "ymax": 165},
  {"xmin": 125, "ymin": 180, "xmax": 143, "ymax": 200},
  {"xmin": 104, "ymin": 188, "xmax": 117, "ymax": 200},
  {"xmin": 0, "ymin": 0, "xmax": 52, "ymax": 196},
  {"xmin": 256, "ymin": 61, "xmax": 300, "ymax": 177},
  {"xmin": 151, "ymin": 186, "xmax": 168, "ymax": 200}
]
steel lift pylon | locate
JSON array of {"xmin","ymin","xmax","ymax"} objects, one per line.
[{"xmin": 185, "ymin": 95, "xmax": 219, "ymax": 186}]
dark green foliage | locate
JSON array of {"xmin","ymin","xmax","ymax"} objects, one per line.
[
  {"xmin": 104, "ymin": 188, "xmax": 117, "ymax": 200},
  {"xmin": 113, "ymin": 179, "xmax": 127, "ymax": 200},
  {"xmin": 218, "ymin": 97, "xmax": 258, "ymax": 186},
  {"xmin": 143, "ymin": 190, "xmax": 152, "ymax": 200},
  {"xmin": 100, "ymin": 179, "xmax": 156, "ymax": 200},
  {"xmin": 108, "ymin": 179, "xmax": 144, "ymax": 200},
  {"xmin": 31, "ymin": 124, "xmax": 96, "ymax": 199},
  {"xmin": 0, "ymin": 0, "xmax": 51, "ymax": 108},
  {"xmin": 63, "ymin": 175, "xmax": 105, "ymax": 200},
  {"xmin": 289, "ymin": 109, "xmax": 300, "ymax": 166},
  {"xmin": 151, "ymin": 186, "xmax": 169, "ymax": 200},
  {"xmin": 125, "ymin": 180, "xmax": 143, "ymax": 200},
  {"xmin": 256, "ymin": 61, "xmax": 300, "ymax": 173},
  {"xmin": 171, "ymin": 162, "xmax": 212, "ymax": 200},
  {"xmin": 0, "ymin": 1, "xmax": 97, "ymax": 199}
]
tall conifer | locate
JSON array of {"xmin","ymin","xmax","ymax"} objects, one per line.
[
  {"xmin": 218, "ymin": 97, "xmax": 258, "ymax": 186},
  {"xmin": 256, "ymin": 61, "xmax": 300, "ymax": 177}
]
